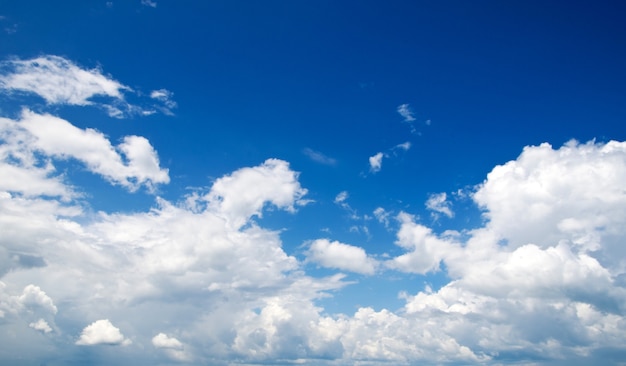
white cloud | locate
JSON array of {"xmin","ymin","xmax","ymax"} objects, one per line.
[
  {"xmin": 150, "ymin": 88, "xmax": 177, "ymax": 115},
  {"xmin": 76, "ymin": 319, "xmax": 131, "ymax": 346},
  {"xmin": 0, "ymin": 55, "xmax": 129, "ymax": 106},
  {"xmin": 0, "ymin": 55, "xmax": 175, "ymax": 118},
  {"xmin": 153, "ymin": 333, "xmax": 191, "ymax": 361},
  {"xmin": 29, "ymin": 318, "xmax": 52, "ymax": 333},
  {"xmin": 425, "ymin": 192, "xmax": 454, "ymax": 218},
  {"xmin": 141, "ymin": 0, "xmax": 157, "ymax": 7},
  {"xmin": 373, "ymin": 207, "xmax": 390, "ymax": 228},
  {"xmin": 206, "ymin": 159, "xmax": 308, "ymax": 228},
  {"xmin": 473, "ymin": 140, "xmax": 626, "ymax": 262},
  {"xmin": 2, "ymin": 135, "xmax": 626, "ymax": 365},
  {"xmin": 395, "ymin": 141, "xmax": 411, "ymax": 151},
  {"xmin": 18, "ymin": 285, "xmax": 57, "ymax": 314},
  {"xmin": 369, "ymin": 152, "xmax": 383, "ymax": 173},
  {"xmin": 303, "ymin": 147, "xmax": 337, "ymax": 165},
  {"xmin": 153, "ymin": 332, "xmax": 183, "ymax": 349},
  {"xmin": 334, "ymin": 191, "xmax": 348, "ymax": 204},
  {"xmin": 12, "ymin": 110, "xmax": 169, "ymax": 192},
  {"xmin": 397, "ymin": 103, "xmax": 415, "ymax": 122},
  {"xmin": 307, "ymin": 239, "xmax": 377, "ymax": 275}
]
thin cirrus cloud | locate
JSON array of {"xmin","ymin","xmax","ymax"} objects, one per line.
[{"xmin": 303, "ymin": 147, "xmax": 337, "ymax": 166}]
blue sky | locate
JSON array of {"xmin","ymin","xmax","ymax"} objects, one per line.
[{"xmin": 0, "ymin": 1, "xmax": 625, "ymax": 364}]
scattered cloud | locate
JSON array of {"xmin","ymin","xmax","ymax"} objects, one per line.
[
  {"xmin": 141, "ymin": 0, "xmax": 157, "ymax": 7},
  {"xmin": 369, "ymin": 152, "xmax": 383, "ymax": 173},
  {"xmin": 307, "ymin": 239, "xmax": 377, "ymax": 275},
  {"xmin": 396, "ymin": 103, "xmax": 415, "ymax": 122},
  {"xmin": 0, "ymin": 55, "xmax": 175, "ymax": 118},
  {"xmin": 394, "ymin": 141, "xmax": 411, "ymax": 151},
  {"xmin": 425, "ymin": 192, "xmax": 454, "ymax": 218},
  {"xmin": 1, "ymin": 52, "xmax": 626, "ymax": 365},
  {"xmin": 150, "ymin": 88, "xmax": 177, "ymax": 115},
  {"xmin": 76, "ymin": 319, "xmax": 131, "ymax": 346},
  {"xmin": 303, "ymin": 147, "xmax": 337, "ymax": 166},
  {"xmin": 373, "ymin": 207, "xmax": 391, "ymax": 228},
  {"xmin": 0, "ymin": 55, "xmax": 129, "ymax": 106},
  {"xmin": 334, "ymin": 190, "xmax": 348, "ymax": 204}
]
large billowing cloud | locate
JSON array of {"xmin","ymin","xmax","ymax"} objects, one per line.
[{"xmin": 1, "ymin": 55, "xmax": 625, "ymax": 364}]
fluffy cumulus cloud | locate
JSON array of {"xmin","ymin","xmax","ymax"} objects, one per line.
[
  {"xmin": 0, "ymin": 110, "xmax": 169, "ymax": 194},
  {"xmin": 306, "ymin": 239, "xmax": 377, "ymax": 275},
  {"xmin": 2, "ymin": 55, "xmax": 626, "ymax": 365},
  {"xmin": 76, "ymin": 319, "xmax": 131, "ymax": 346},
  {"xmin": 1, "ymin": 138, "xmax": 626, "ymax": 364}
]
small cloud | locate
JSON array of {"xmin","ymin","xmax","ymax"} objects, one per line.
[
  {"xmin": 29, "ymin": 319, "xmax": 52, "ymax": 333},
  {"xmin": 153, "ymin": 333, "xmax": 183, "ymax": 349},
  {"xmin": 152, "ymin": 333, "xmax": 192, "ymax": 361},
  {"xmin": 150, "ymin": 88, "xmax": 177, "ymax": 115},
  {"xmin": 303, "ymin": 148, "xmax": 337, "ymax": 166},
  {"xmin": 425, "ymin": 192, "xmax": 454, "ymax": 218},
  {"xmin": 394, "ymin": 142, "xmax": 411, "ymax": 151},
  {"xmin": 306, "ymin": 238, "xmax": 377, "ymax": 275},
  {"xmin": 141, "ymin": 0, "xmax": 157, "ymax": 7},
  {"xmin": 334, "ymin": 191, "xmax": 348, "ymax": 204},
  {"xmin": 373, "ymin": 207, "xmax": 391, "ymax": 228},
  {"xmin": 369, "ymin": 152, "xmax": 384, "ymax": 173},
  {"xmin": 397, "ymin": 103, "xmax": 415, "ymax": 122},
  {"xmin": 76, "ymin": 319, "xmax": 131, "ymax": 346}
]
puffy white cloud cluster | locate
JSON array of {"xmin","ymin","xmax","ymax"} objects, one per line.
[
  {"xmin": 2, "ymin": 138, "xmax": 624, "ymax": 364},
  {"xmin": 1, "ymin": 55, "xmax": 626, "ymax": 365}
]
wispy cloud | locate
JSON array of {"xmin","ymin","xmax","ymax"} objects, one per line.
[
  {"xmin": 303, "ymin": 147, "xmax": 337, "ymax": 165},
  {"xmin": 394, "ymin": 141, "xmax": 411, "ymax": 151},
  {"xmin": 150, "ymin": 88, "xmax": 177, "ymax": 115},
  {"xmin": 397, "ymin": 103, "xmax": 415, "ymax": 122},
  {"xmin": 141, "ymin": 0, "xmax": 157, "ymax": 8},
  {"xmin": 425, "ymin": 192, "xmax": 454, "ymax": 218},
  {"xmin": 0, "ymin": 55, "xmax": 176, "ymax": 118}
]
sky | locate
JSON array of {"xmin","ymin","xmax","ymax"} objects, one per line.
[{"xmin": 0, "ymin": 0, "xmax": 625, "ymax": 365}]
